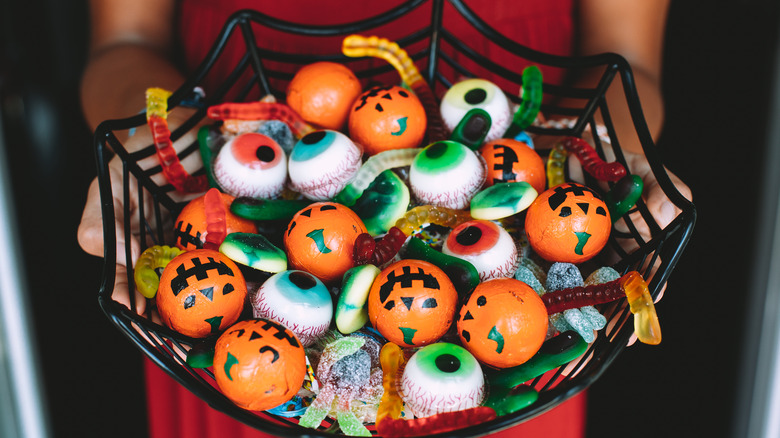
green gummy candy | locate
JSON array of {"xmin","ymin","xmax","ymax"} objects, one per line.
[
  {"xmin": 482, "ymin": 384, "xmax": 538, "ymax": 417},
  {"xmin": 186, "ymin": 337, "xmax": 216, "ymax": 368},
  {"xmin": 336, "ymin": 265, "xmax": 380, "ymax": 334},
  {"xmin": 351, "ymin": 170, "xmax": 410, "ymax": 236},
  {"xmin": 470, "ymin": 182, "xmax": 537, "ymax": 220},
  {"xmin": 403, "ymin": 237, "xmax": 480, "ymax": 296},
  {"xmin": 230, "ymin": 197, "xmax": 312, "ymax": 221},
  {"xmin": 604, "ymin": 174, "xmax": 643, "ymax": 223},
  {"xmin": 450, "ymin": 108, "xmax": 492, "ymax": 150},
  {"xmin": 219, "ymin": 232, "xmax": 287, "ymax": 273},
  {"xmin": 487, "ymin": 331, "xmax": 588, "ymax": 389},
  {"xmin": 336, "ymin": 410, "xmax": 372, "ymax": 437},
  {"xmin": 514, "ymin": 265, "xmax": 546, "ymax": 295}
]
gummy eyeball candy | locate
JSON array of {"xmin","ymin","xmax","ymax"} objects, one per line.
[
  {"xmin": 457, "ymin": 278, "xmax": 548, "ymax": 368},
  {"xmin": 286, "ymin": 61, "xmax": 363, "ymax": 130},
  {"xmin": 525, "ymin": 182, "xmax": 612, "ymax": 264},
  {"xmin": 409, "ymin": 140, "xmax": 486, "ymax": 209},
  {"xmin": 348, "ymin": 84, "xmax": 427, "ymax": 156},
  {"xmin": 479, "ymin": 139, "xmax": 546, "ymax": 194},
  {"xmin": 288, "ymin": 130, "xmax": 362, "ymax": 201},
  {"xmin": 252, "ymin": 270, "xmax": 333, "ymax": 347},
  {"xmin": 213, "ymin": 318, "xmax": 306, "ymax": 411},
  {"xmin": 284, "ymin": 202, "xmax": 367, "ymax": 284},
  {"xmin": 440, "ymin": 78, "xmax": 512, "ymax": 142},
  {"xmin": 213, "ymin": 132, "xmax": 287, "ymax": 199},
  {"xmin": 400, "ymin": 343, "xmax": 485, "ymax": 418},
  {"xmin": 443, "ymin": 219, "xmax": 518, "ymax": 281},
  {"xmin": 156, "ymin": 249, "xmax": 247, "ymax": 338},
  {"xmin": 174, "ymin": 191, "xmax": 257, "ymax": 251},
  {"xmin": 367, "ymin": 259, "xmax": 458, "ymax": 347}
]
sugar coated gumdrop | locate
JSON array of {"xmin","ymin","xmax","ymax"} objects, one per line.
[
  {"xmin": 457, "ymin": 278, "xmax": 548, "ymax": 368},
  {"xmin": 213, "ymin": 318, "xmax": 306, "ymax": 411},
  {"xmin": 156, "ymin": 249, "xmax": 247, "ymax": 338},
  {"xmin": 368, "ymin": 259, "xmax": 458, "ymax": 347},
  {"xmin": 349, "ymin": 85, "xmax": 427, "ymax": 156},
  {"xmin": 525, "ymin": 182, "xmax": 612, "ymax": 264},
  {"xmin": 284, "ymin": 202, "xmax": 367, "ymax": 284},
  {"xmin": 286, "ymin": 61, "xmax": 362, "ymax": 130}
]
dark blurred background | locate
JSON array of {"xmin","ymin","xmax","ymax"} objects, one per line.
[{"xmin": 0, "ymin": 1, "xmax": 778, "ymax": 437}]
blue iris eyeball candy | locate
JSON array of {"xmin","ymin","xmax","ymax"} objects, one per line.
[
  {"xmin": 251, "ymin": 270, "xmax": 333, "ymax": 347},
  {"xmin": 440, "ymin": 78, "xmax": 512, "ymax": 142},
  {"xmin": 213, "ymin": 132, "xmax": 287, "ymax": 199},
  {"xmin": 288, "ymin": 130, "xmax": 363, "ymax": 201},
  {"xmin": 400, "ymin": 342, "xmax": 486, "ymax": 418},
  {"xmin": 409, "ymin": 140, "xmax": 486, "ymax": 209}
]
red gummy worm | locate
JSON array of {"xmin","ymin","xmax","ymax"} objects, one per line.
[
  {"xmin": 353, "ymin": 233, "xmax": 376, "ymax": 266},
  {"xmin": 562, "ymin": 136, "xmax": 626, "ymax": 182},
  {"xmin": 202, "ymin": 188, "xmax": 227, "ymax": 251},
  {"xmin": 377, "ymin": 406, "xmax": 496, "ymax": 437},
  {"xmin": 148, "ymin": 115, "xmax": 208, "ymax": 193},
  {"xmin": 207, "ymin": 102, "xmax": 313, "ymax": 137},
  {"xmin": 542, "ymin": 277, "xmax": 626, "ymax": 314},
  {"xmin": 352, "ymin": 227, "xmax": 407, "ymax": 267},
  {"xmin": 411, "ymin": 83, "xmax": 448, "ymax": 143}
]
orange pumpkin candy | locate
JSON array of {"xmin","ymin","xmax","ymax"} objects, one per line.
[
  {"xmin": 524, "ymin": 182, "xmax": 612, "ymax": 264},
  {"xmin": 284, "ymin": 202, "xmax": 367, "ymax": 284},
  {"xmin": 479, "ymin": 139, "xmax": 546, "ymax": 194},
  {"xmin": 286, "ymin": 61, "xmax": 363, "ymax": 130},
  {"xmin": 173, "ymin": 191, "xmax": 257, "ymax": 251},
  {"xmin": 213, "ymin": 318, "xmax": 307, "ymax": 411},
  {"xmin": 348, "ymin": 85, "xmax": 427, "ymax": 156},
  {"xmin": 157, "ymin": 249, "xmax": 247, "ymax": 338},
  {"xmin": 368, "ymin": 259, "xmax": 458, "ymax": 348},
  {"xmin": 457, "ymin": 278, "xmax": 548, "ymax": 368}
]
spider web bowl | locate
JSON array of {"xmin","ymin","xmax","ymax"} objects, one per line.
[{"xmin": 93, "ymin": 1, "xmax": 696, "ymax": 436}]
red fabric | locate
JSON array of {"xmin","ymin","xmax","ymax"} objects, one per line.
[{"xmin": 145, "ymin": 2, "xmax": 583, "ymax": 437}]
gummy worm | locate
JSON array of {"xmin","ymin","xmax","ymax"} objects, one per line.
[
  {"xmin": 376, "ymin": 342, "xmax": 406, "ymax": 424},
  {"xmin": 353, "ymin": 226, "xmax": 407, "ymax": 267},
  {"xmin": 394, "ymin": 205, "xmax": 472, "ymax": 237},
  {"xmin": 197, "ymin": 125, "xmax": 220, "ymax": 190},
  {"xmin": 620, "ymin": 271, "xmax": 662, "ymax": 345},
  {"xmin": 202, "ymin": 188, "xmax": 227, "ymax": 251},
  {"xmin": 145, "ymin": 88, "xmax": 209, "ymax": 193},
  {"xmin": 503, "ymin": 65, "xmax": 543, "ymax": 139},
  {"xmin": 206, "ymin": 101, "xmax": 315, "ymax": 138},
  {"xmin": 342, "ymin": 35, "xmax": 448, "ymax": 142},
  {"xmin": 562, "ymin": 136, "xmax": 626, "ymax": 182},
  {"xmin": 541, "ymin": 275, "xmax": 627, "ymax": 314},
  {"xmin": 450, "ymin": 108, "xmax": 491, "ymax": 151},
  {"xmin": 604, "ymin": 174, "xmax": 643, "ymax": 223},
  {"xmin": 230, "ymin": 196, "xmax": 312, "ymax": 222},
  {"xmin": 133, "ymin": 245, "xmax": 183, "ymax": 298},
  {"xmin": 402, "ymin": 236, "xmax": 480, "ymax": 297},
  {"xmin": 334, "ymin": 148, "xmax": 421, "ymax": 207},
  {"xmin": 546, "ymin": 142, "xmax": 568, "ymax": 188}
]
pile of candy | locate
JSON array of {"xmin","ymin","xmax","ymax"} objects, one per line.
[{"xmin": 132, "ymin": 35, "xmax": 660, "ymax": 436}]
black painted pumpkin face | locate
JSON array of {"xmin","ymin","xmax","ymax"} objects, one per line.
[
  {"xmin": 348, "ymin": 84, "xmax": 427, "ymax": 156},
  {"xmin": 213, "ymin": 318, "xmax": 306, "ymax": 411},
  {"xmin": 367, "ymin": 259, "xmax": 457, "ymax": 347},
  {"xmin": 156, "ymin": 249, "xmax": 247, "ymax": 338},
  {"xmin": 524, "ymin": 182, "xmax": 612, "ymax": 264}
]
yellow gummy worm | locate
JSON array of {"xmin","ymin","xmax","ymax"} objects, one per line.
[
  {"xmin": 133, "ymin": 245, "xmax": 183, "ymax": 299},
  {"xmin": 376, "ymin": 342, "xmax": 406, "ymax": 422},
  {"xmin": 145, "ymin": 87, "xmax": 172, "ymax": 120},
  {"xmin": 620, "ymin": 271, "xmax": 662, "ymax": 345},
  {"xmin": 342, "ymin": 35, "xmax": 423, "ymax": 87}
]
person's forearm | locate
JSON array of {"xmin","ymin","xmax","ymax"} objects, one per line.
[{"xmin": 80, "ymin": 43, "xmax": 186, "ymax": 134}]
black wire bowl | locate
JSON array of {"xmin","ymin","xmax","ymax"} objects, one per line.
[{"xmin": 93, "ymin": 1, "xmax": 696, "ymax": 436}]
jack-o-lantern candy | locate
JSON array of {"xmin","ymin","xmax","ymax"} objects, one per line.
[
  {"xmin": 525, "ymin": 182, "xmax": 612, "ymax": 264},
  {"xmin": 287, "ymin": 130, "xmax": 363, "ymax": 201},
  {"xmin": 348, "ymin": 84, "xmax": 427, "ymax": 156},
  {"xmin": 284, "ymin": 202, "xmax": 367, "ymax": 284},
  {"xmin": 286, "ymin": 61, "xmax": 363, "ymax": 130},
  {"xmin": 440, "ymin": 78, "xmax": 512, "ymax": 142},
  {"xmin": 479, "ymin": 139, "xmax": 546, "ymax": 194},
  {"xmin": 457, "ymin": 278, "xmax": 548, "ymax": 368},
  {"xmin": 212, "ymin": 132, "xmax": 287, "ymax": 199},
  {"xmin": 213, "ymin": 318, "xmax": 306, "ymax": 411},
  {"xmin": 368, "ymin": 259, "xmax": 458, "ymax": 347},
  {"xmin": 251, "ymin": 270, "xmax": 333, "ymax": 347},
  {"xmin": 157, "ymin": 249, "xmax": 248, "ymax": 338},
  {"xmin": 442, "ymin": 219, "xmax": 518, "ymax": 282},
  {"xmin": 173, "ymin": 191, "xmax": 257, "ymax": 251}
]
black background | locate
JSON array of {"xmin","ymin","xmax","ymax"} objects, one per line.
[{"xmin": 1, "ymin": 1, "xmax": 777, "ymax": 437}]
